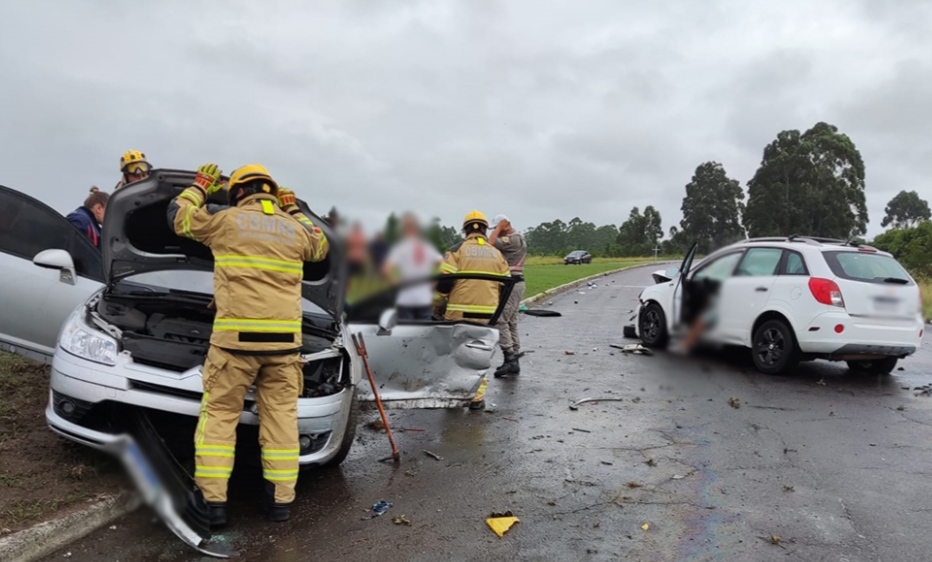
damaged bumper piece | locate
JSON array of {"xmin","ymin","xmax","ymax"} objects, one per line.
[{"xmin": 47, "ymin": 400, "xmax": 232, "ymax": 557}]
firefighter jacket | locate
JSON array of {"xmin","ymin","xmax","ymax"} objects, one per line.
[
  {"xmin": 439, "ymin": 232, "xmax": 510, "ymax": 323},
  {"xmin": 167, "ymin": 187, "xmax": 328, "ymax": 353}
]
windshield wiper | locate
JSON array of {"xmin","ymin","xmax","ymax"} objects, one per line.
[{"xmin": 880, "ymin": 277, "xmax": 909, "ymax": 285}]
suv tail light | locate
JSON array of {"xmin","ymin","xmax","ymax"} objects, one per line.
[{"xmin": 809, "ymin": 278, "xmax": 845, "ymax": 307}]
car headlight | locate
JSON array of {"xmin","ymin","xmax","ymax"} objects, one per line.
[{"xmin": 59, "ymin": 311, "xmax": 118, "ymax": 366}]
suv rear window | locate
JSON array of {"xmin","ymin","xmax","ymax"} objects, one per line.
[{"xmin": 822, "ymin": 251, "xmax": 913, "ymax": 285}]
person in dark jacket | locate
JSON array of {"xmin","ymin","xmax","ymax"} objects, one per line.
[{"xmin": 66, "ymin": 187, "xmax": 110, "ymax": 249}]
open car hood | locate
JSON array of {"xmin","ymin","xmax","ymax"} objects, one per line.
[{"xmin": 101, "ymin": 169, "xmax": 345, "ymax": 318}]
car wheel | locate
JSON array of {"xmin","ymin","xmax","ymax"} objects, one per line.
[
  {"xmin": 846, "ymin": 358, "xmax": 897, "ymax": 375},
  {"xmin": 321, "ymin": 392, "xmax": 359, "ymax": 468},
  {"xmin": 751, "ymin": 319, "xmax": 799, "ymax": 375},
  {"xmin": 638, "ymin": 302, "xmax": 668, "ymax": 348}
]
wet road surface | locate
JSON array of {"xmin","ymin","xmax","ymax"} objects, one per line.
[{"xmin": 47, "ymin": 265, "xmax": 932, "ymax": 561}]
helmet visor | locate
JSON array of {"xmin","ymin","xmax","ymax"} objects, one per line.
[{"xmin": 123, "ymin": 162, "xmax": 151, "ymax": 175}]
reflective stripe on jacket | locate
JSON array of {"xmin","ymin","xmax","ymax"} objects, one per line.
[
  {"xmin": 440, "ymin": 233, "xmax": 509, "ymax": 324},
  {"xmin": 167, "ymin": 188, "xmax": 328, "ymax": 352}
]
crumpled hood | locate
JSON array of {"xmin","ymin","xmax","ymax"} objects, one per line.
[{"xmin": 101, "ymin": 169, "xmax": 345, "ymax": 318}]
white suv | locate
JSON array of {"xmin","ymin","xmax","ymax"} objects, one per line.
[{"xmin": 635, "ymin": 237, "xmax": 924, "ymax": 375}]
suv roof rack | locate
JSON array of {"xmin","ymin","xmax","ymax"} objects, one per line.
[{"xmin": 741, "ymin": 235, "xmax": 870, "ymax": 248}]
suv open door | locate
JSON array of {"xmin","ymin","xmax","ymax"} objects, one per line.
[
  {"xmin": 347, "ymin": 273, "xmax": 514, "ymax": 409},
  {"xmin": 0, "ymin": 185, "xmax": 105, "ymax": 363}
]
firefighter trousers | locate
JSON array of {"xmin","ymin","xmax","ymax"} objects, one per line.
[{"xmin": 194, "ymin": 346, "xmax": 303, "ymax": 504}]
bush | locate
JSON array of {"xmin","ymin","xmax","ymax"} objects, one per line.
[{"xmin": 872, "ymin": 221, "xmax": 932, "ymax": 279}]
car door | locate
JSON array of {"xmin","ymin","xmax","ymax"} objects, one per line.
[
  {"xmin": 718, "ymin": 247, "xmax": 784, "ymax": 345},
  {"xmin": 670, "ymin": 242, "xmax": 699, "ymax": 330},
  {"xmin": 346, "ymin": 272, "xmax": 514, "ymax": 409},
  {"xmin": 0, "ymin": 186, "xmax": 105, "ymax": 363}
]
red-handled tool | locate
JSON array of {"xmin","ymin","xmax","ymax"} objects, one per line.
[{"xmin": 352, "ymin": 333, "xmax": 401, "ymax": 463}]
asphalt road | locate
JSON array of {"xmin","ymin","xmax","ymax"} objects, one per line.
[{"xmin": 47, "ymin": 265, "xmax": 932, "ymax": 562}]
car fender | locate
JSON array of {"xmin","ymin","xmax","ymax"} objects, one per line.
[
  {"xmin": 748, "ymin": 302, "xmax": 798, "ymax": 348},
  {"xmin": 636, "ymin": 283, "xmax": 676, "ymax": 335}
]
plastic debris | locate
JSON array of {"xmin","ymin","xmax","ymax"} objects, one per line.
[
  {"xmin": 614, "ymin": 343, "xmax": 653, "ymax": 355},
  {"xmin": 671, "ymin": 474, "xmax": 685, "ymax": 480},
  {"xmin": 369, "ymin": 500, "xmax": 393, "ymax": 518},
  {"xmin": 728, "ymin": 396, "xmax": 741, "ymax": 409},
  {"xmin": 423, "ymin": 450, "xmax": 444, "ymax": 461},
  {"xmin": 570, "ymin": 397, "xmax": 627, "ymax": 410},
  {"xmin": 486, "ymin": 511, "xmax": 520, "ymax": 537},
  {"xmin": 565, "ymin": 350, "xmax": 575, "ymax": 355},
  {"xmin": 392, "ymin": 515, "xmax": 412, "ymax": 526},
  {"xmin": 641, "ymin": 523, "xmax": 650, "ymax": 531}
]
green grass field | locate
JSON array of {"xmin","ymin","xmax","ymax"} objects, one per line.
[{"xmin": 522, "ymin": 256, "xmax": 675, "ymax": 298}]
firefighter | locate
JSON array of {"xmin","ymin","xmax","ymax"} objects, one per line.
[
  {"xmin": 116, "ymin": 149, "xmax": 151, "ymax": 189},
  {"xmin": 437, "ymin": 210, "xmax": 509, "ymax": 410},
  {"xmin": 488, "ymin": 214, "xmax": 527, "ymax": 377},
  {"xmin": 166, "ymin": 163, "xmax": 328, "ymax": 525}
]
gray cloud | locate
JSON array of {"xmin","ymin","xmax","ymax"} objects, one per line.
[{"xmin": 1, "ymin": 0, "xmax": 929, "ymax": 238}]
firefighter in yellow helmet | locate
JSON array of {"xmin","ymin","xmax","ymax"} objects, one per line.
[
  {"xmin": 437, "ymin": 210, "xmax": 509, "ymax": 410},
  {"xmin": 115, "ymin": 150, "xmax": 151, "ymax": 189},
  {"xmin": 166, "ymin": 163, "xmax": 328, "ymax": 525}
]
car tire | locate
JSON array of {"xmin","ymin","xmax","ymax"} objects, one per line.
[
  {"xmin": 751, "ymin": 319, "xmax": 799, "ymax": 375},
  {"xmin": 320, "ymin": 392, "xmax": 359, "ymax": 468},
  {"xmin": 638, "ymin": 302, "xmax": 668, "ymax": 348},
  {"xmin": 846, "ymin": 358, "xmax": 897, "ymax": 376}
]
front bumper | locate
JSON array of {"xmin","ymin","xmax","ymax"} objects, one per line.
[
  {"xmin": 797, "ymin": 312, "xmax": 923, "ymax": 358},
  {"xmin": 47, "ymin": 350, "xmax": 353, "ymax": 466}
]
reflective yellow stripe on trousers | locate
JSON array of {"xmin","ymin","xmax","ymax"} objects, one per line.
[{"xmin": 214, "ymin": 254, "xmax": 304, "ymax": 275}]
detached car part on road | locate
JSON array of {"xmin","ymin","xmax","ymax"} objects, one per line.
[
  {"xmin": 636, "ymin": 237, "xmax": 924, "ymax": 375},
  {"xmin": 0, "ymin": 172, "xmax": 511, "ymax": 471}
]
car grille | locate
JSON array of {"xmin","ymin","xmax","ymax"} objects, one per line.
[{"xmin": 130, "ymin": 380, "xmax": 257, "ymax": 412}]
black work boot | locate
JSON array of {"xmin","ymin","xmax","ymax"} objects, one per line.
[
  {"xmin": 206, "ymin": 502, "xmax": 228, "ymax": 527},
  {"xmin": 494, "ymin": 351, "xmax": 520, "ymax": 378},
  {"xmin": 264, "ymin": 481, "xmax": 291, "ymax": 523},
  {"xmin": 493, "ymin": 351, "xmax": 514, "ymax": 378}
]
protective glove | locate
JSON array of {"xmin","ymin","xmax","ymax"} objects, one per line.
[
  {"xmin": 277, "ymin": 186, "xmax": 297, "ymax": 209},
  {"xmin": 193, "ymin": 163, "xmax": 223, "ymax": 194}
]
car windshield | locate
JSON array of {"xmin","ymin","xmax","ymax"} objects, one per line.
[
  {"xmin": 116, "ymin": 270, "xmax": 329, "ymax": 316},
  {"xmin": 822, "ymin": 251, "xmax": 913, "ymax": 285}
]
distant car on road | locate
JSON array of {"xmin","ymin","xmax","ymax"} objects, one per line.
[
  {"xmin": 635, "ymin": 236, "xmax": 924, "ymax": 375},
  {"xmin": 564, "ymin": 250, "xmax": 592, "ymax": 265}
]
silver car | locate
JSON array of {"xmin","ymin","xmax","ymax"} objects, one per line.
[{"xmin": 0, "ymin": 170, "xmax": 507, "ymax": 468}]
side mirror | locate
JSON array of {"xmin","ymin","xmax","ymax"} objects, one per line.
[
  {"xmin": 377, "ymin": 308, "xmax": 398, "ymax": 335},
  {"xmin": 33, "ymin": 249, "xmax": 77, "ymax": 286}
]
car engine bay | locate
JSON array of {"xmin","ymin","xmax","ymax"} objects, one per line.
[{"xmin": 92, "ymin": 291, "xmax": 347, "ymax": 399}]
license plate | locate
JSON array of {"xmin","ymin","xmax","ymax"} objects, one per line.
[{"xmin": 873, "ymin": 296, "xmax": 900, "ymax": 314}]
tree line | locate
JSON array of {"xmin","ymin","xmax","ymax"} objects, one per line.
[
  {"xmin": 377, "ymin": 120, "xmax": 930, "ymax": 270},
  {"xmin": 516, "ymin": 121, "xmax": 931, "ymax": 263}
]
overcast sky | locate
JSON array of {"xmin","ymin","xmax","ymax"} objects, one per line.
[{"xmin": 2, "ymin": 0, "xmax": 930, "ymax": 238}]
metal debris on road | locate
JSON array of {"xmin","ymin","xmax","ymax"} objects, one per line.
[
  {"xmin": 401, "ymin": 427, "xmax": 425, "ymax": 432},
  {"xmin": 782, "ymin": 484, "xmax": 795, "ymax": 492},
  {"xmin": 816, "ymin": 379, "xmax": 827, "ymax": 386},
  {"xmin": 423, "ymin": 450, "xmax": 444, "ymax": 461},
  {"xmin": 565, "ymin": 350, "xmax": 575, "ymax": 355},
  {"xmin": 569, "ymin": 397, "xmax": 627, "ymax": 410},
  {"xmin": 610, "ymin": 343, "xmax": 653, "ymax": 355},
  {"xmin": 392, "ymin": 515, "xmax": 412, "ymax": 526},
  {"xmin": 626, "ymin": 481, "xmax": 643, "ymax": 488},
  {"xmin": 486, "ymin": 511, "xmax": 520, "ymax": 538},
  {"xmin": 728, "ymin": 396, "xmax": 741, "ymax": 409},
  {"xmin": 571, "ymin": 427, "xmax": 592, "ymax": 433},
  {"xmin": 368, "ymin": 500, "xmax": 393, "ymax": 519}
]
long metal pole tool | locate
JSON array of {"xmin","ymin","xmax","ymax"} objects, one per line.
[{"xmin": 352, "ymin": 333, "xmax": 401, "ymax": 463}]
